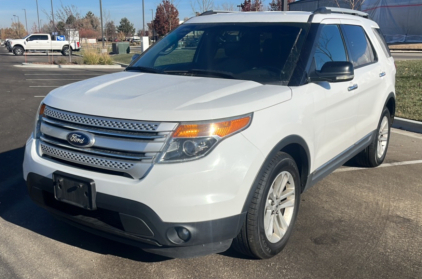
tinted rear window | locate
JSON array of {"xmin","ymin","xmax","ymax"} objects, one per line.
[{"xmin": 341, "ymin": 25, "xmax": 377, "ymax": 68}]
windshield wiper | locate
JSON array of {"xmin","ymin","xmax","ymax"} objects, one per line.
[
  {"xmin": 164, "ymin": 69, "xmax": 235, "ymax": 79},
  {"xmin": 126, "ymin": 66, "xmax": 163, "ymax": 74}
]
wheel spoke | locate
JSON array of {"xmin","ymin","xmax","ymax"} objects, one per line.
[
  {"xmin": 272, "ymin": 174, "xmax": 284, "ymax": 198},
  {"xmin": 274, "ymin": 215, "xmax": 284, "ymax": 238},
  {"xmin": 277, "ymin": 187, "xmax": 295, "ymax": 202},
  {"xmin": 380, "ymin": 137, "xmax": 388, "ymax": 142},
  {"xmin": 276, "ymin": 173, "xmax": 289, "ymax": 198},
  {"xmin": 278, "ymin": 198, "xmax": 295, "ymax": 209},
  {"xmin": 278, "ymin": 214, "xmax": 289, "ymax": 230},
  {"xmin": 266, "ymin": 214, "xmax": 275, "ymax": 237}
]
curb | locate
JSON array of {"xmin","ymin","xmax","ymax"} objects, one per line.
[
  {"xmin": 390, "ymin": 50, "xmax": 422, "ymax": 53},
  {"xmin": 113, "ymin": 62, "xmax": 129, "ymax": 67},
  {"xmin": 17, "ymin": 63, "xmax": 123, "ymax": 69},
  {"xmin": 392, "ymin": 117, "xmax": 422, "ymax": 134}
]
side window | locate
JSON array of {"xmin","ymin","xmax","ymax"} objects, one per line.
[
  {"xmin": 341, "ymin": 25, "xmax": 376, "ymax": 68},
  {"xmin": 313, "ymin": 25, "xmax": 347, "ymax": 71},
  {"xmin": 38, "ymin": 35, "xmax": 49, "ymax": 41},
  {"xmin": 28, "ymin": 36, "xmax": 38, "ymax": 41},
  {"xmin": 373, "ymin": 28, "xmax": 391, "ymax": 58}
]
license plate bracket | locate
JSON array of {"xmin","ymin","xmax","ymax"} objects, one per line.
[{"xmin": 53, "ymin": 171, "xmax": 96, "ymax": 210}]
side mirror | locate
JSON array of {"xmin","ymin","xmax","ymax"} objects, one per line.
[
  {"xmin": 131, "ymin": 54, "xmax": 140, "ymax": 61},
  {"xmin": 310, "ymin": 61, "xmax": 354, "ymax": 83},
  {"xmin": 26, "ymin": 38, "xmax": 29, "ymax": 42}
]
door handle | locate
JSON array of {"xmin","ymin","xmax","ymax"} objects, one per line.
[
  {"xmin": 348, "ymin": 84, "xmax": 358, "ymax": 91},
  {"xmin": 379, "ymin": 72, "xmax": 386, "ymax": 77}
]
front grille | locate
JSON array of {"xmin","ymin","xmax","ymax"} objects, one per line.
[
  {"xmin": 38, "ymin": 106, "xmax": 178, "ymax": 179},
  {"xmin": 43, "ymin": 106, "xmax": 173, "ymax": 132},
  {"xmin": 41, "ymin": 144, "xmax": 135, "ymax": 170}
]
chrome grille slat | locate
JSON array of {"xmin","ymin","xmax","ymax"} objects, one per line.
[
  {"xmin": 40, "ymin": 143, "xmax": 152, "ymax": 179},
  {"xmin": 42, "ymin": 117, "xmax": 167, "ymax": 140},
  {"xmin": 43, "ymin": 106, "xmax": 178, "ymax": 132},
  {"xmin": 40, "ymin": 136, "xmax": 152, "ymax": 161}
]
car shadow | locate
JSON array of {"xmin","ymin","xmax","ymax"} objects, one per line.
[{"xmin": 0, "ymin": 147, "xmax": 169, "ymax": 263}]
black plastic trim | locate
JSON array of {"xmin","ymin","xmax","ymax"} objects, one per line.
[
  {"xmin": 384, "ymin": 92, "xmax": 396, "ymax": 121},
  {"xmin": 304, "ymin": 130, "xmax": 376, "ymax": 191}
]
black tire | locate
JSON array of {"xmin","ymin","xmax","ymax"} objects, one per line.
[
  {"xmin": 62, "ymin": 47, "xmax": 72, "ymax": 56},
  {"xmin": 13, "ymin": 46, "xmax": 24, "ymax": 56},
  {"xmin": 233, "ymin": 152, "xmax": 301, "ymax": 259},
  {"xmin": 355, "ymin": 107, "xmax": 391, "ymax": 167}
]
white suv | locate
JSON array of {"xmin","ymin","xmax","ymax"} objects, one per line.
[{"xmin": 23, "ymin": 7, "xmax": 396, "ymax": 259}]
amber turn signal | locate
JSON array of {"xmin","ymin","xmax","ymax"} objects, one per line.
[{"xmin": 173, "ymin": 116, "xmax": 251, "ymax": 138}]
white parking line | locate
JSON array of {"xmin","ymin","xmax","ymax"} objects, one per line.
[
  {"xmin": 34, "ymin": 96, "xmax": 46, "ymax": 98},
  {"xmin": 29, "ymin": 86, "xmax": 60, "ymax": 88},
  {"xmin": 391, "ymin": 128, "xmax": 422, "ymax": 140},
  {"xmin": 335, "ymin": 160, "xmax": 422, "ymax": 173},
  {"xmin": 26, "ymin": 79, "xmax": 82, "ymax": 81},
  {"xmin": 25, "ymin": 74, "xmax": 99, "ymax": 76}
]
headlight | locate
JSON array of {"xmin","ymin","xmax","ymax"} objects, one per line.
[
  {"xmin": 158, "ymin": 114, "xmax": 252, "ymax": 163},
  {"xmin": 33, "ymin": 103, "xmax": 46, "ymax": 139}
]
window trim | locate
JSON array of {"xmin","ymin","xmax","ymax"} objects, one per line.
[
  {"xmin": 372, "ymin": 28, "xmax": 391, "ymax": 58},
  {"xmin": 340, "ymin": 24, "xmax": 378, "ymax": 70}
]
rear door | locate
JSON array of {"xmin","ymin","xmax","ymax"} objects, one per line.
[
  {"xmin": 340, "ymin": 23, "xmax": 382, "ymax": 141},
  {"xmin": 306, "ymin": 23, "xmax": 358, "ymax": 169}
]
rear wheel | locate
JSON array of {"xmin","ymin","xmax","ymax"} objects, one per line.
[
  {"xmin": 13, "ymin": 46, "xmax": 24, "ymax": 56},
  {"xmin": 62, "ymin": 47, "xmax": 72, "ymax": 56},
  {"xmin": 355, "ymin": 107, "xmax": 391, "ymax": 167},
  {"xmin": 233, "ymin": 152, "xmax": 301, "ymax": 259}
]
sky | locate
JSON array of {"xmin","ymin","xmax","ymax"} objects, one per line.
[{"xmin": 0, "ymin": 0, "xmax": 266, "ymax": 32}]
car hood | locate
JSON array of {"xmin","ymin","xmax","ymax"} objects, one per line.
[{"xmin": 43, "ymin": 72, "xmax": 292, "ymax": 122}]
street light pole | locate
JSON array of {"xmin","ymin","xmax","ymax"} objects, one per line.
[
  {"xmin": 50, "ymin": 0, "xmax": 55, "ymax": 31},
  {"xmin": 36, "ymin": 0, "xmax": 40, "ymax": 32},
  {"xmin": 142, "ymin": 0, "xmax": 145, "ymax": 35},
  {"xmin": 23, "ymin": 9, "xmax": 28, "ymax": 35},
  {"xmin": 99, "ymin": 0, "xmax": 105, "ymax": 48}
]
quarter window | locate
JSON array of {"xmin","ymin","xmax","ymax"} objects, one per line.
[
  {"xmin": 341, "ymin": 25, "xmax": 376, "ymax": 67},
  {"xmin": 313, "ymin": 25, "xmax": 347, "ymax": 71},
  {"xmin": 373, "ymin": 28, "xmax": 391, "ymax": 58}
]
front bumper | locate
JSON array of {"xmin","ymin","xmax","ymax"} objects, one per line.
[
  {"xmin": 27, "ymin": 172, "xmax": 244, "ymax": 258},
  {"xmin": 23, "ymin": 133, "xmax": 264, "ymax": 257}
]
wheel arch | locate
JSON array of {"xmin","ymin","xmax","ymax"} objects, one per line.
[
  {"xmin": 13, "ymin": 44, "xmax": 24, "ymax": 50},
  {"xmin": 385, "ymin": 92, "xmax": 396, "ymax": 123},
  {"xmin": 241, "ymin": 135, "xmax": 311, "ymax": 214}
]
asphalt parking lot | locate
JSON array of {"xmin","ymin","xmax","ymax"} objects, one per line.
[{"xmin": 1, "ymin": 46, "xmax": 421, "ymax": 279}]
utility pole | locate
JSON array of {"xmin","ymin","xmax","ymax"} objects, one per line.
[
  {"xmin": 283, "ymin": 0, "xmax": 288, "ymax": 11},
  {"xmin": 51, "ymin": 0, "xmax": 55, "ymax": 31},
  {"xmin": 142, "ymin": 0, "xmax": 145, "ymax": 35},
  {"xmin": 99, "ymin": 0, "xmax": 105, "ymax": 49},
  {"xmin": 36, "ymin": 0, "xmax": 40, "ymax": 32},
  {"xmin": 23, "ymin": 9, "xmax": 28, "ymax": 35}
]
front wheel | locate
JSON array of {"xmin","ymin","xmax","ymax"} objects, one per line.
[
  {"xmin": 13, "ymin": 46, "xmax": 24, "ymax": 56},
  {"xmin": 233, "ymin": 152, "xmax": 301, "ymax": 259},
  {"xmin": 355, "ymin": 107, "xmax": 391, "ymax": 167}
]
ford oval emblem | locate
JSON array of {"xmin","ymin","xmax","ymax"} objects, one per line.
[{"xmin": 66, "ymin": 131, "xmax": 95, "ymax": 148}]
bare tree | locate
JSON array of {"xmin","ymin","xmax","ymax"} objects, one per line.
[
  {"xmin": 191, "ymin": 0, "xmax": 214, "ymax": 15},
  {"xmin": 216, "ymin": 2, "xmax": 236, "ymax": 11},
  {"xmin": 334, "ymin": 0, "xmax": 366, "ymax": 10},
  {"xmin": 103, "ymin": 10, "xmax": 111, "ymax": 40}
]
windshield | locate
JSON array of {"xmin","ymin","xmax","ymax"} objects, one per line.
[
  {"xmin": 128, "ymin": 23, "xmax": 309, "ymax": 85},
  {"xmin": 22, "ymin": 34, "xmax": 30, "ymax": 39}
]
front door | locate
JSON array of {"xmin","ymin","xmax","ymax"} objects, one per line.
[{"xmin": 308, "ymin": 23, "xmax": 358, "ymax": 169}]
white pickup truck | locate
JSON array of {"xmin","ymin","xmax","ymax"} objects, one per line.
[{"xmin": 9, "ymin": 33, "xmax": 81, "ymax": 56}]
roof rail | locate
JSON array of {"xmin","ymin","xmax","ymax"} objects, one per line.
[
  {"xmin": 199, "ymin": 10, "xmax": 239, "ymax": 16},
  {"xmin": 313, "ymin": 7, "xmax": 369, "ymax": 19}
]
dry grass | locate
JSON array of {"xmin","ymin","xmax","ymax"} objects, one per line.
[
  {"xmin": 81, "ymin": 48, "xmax": 113, "ymax": 65},
  {"xmin": 389, "ymin": 44, "xmax": 422, "ymax": 50},
  {"xmin": 395, "ymin": 60, "xmax": 422, "ymax": 121}
]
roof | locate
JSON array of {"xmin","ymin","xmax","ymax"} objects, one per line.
[{"xmin": 185, "ymin": 9, "xmax": 374, "ymax": 25}]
